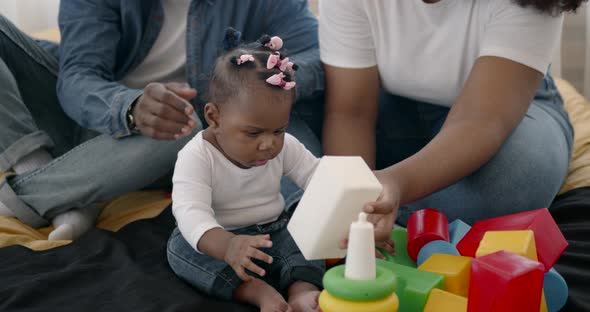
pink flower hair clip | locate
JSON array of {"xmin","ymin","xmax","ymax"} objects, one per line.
[
  {"xmin": 264, "ymin": 36, "xmax": 283, "ymax": 50},
  {"xmin": 235, "ymin": 54, "xmax": 255, "ymax": 65},
  {"xmin": 267, "ymin": 54, "xmax": 295, "ymax": 75},
  {"xmin": 266, "ymin": 72, "xmax": 296, "ymax": 90}
]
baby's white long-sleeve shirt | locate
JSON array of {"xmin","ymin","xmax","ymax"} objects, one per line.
[{"xmin": 172, "ymin": 131, "xmax": 319, "ymax": 252}]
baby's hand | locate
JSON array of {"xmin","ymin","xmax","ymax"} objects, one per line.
[{"xmin": 224, "ymin": 234, "xmax": 273, "ymax": 281}]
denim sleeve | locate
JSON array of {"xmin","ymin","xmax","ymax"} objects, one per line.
[
  {"xmin": 57, "ymin": 0, "xmax": 142, "ymax": 138},
  {"xmin": 265, "ymin": 0, "xmax": 324, "ymax": 101}
]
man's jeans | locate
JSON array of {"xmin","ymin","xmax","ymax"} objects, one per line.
[{"xmin": 0, "ymin": 15, "xmax": 320, "ymax": 227}]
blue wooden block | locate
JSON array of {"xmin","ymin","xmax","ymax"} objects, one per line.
[
  {"xmin": 416, "ymin": 240, "xmax": 460, "ymax": 267},
  {"xmin": 449, "ymin": 219, "xmax": 471, "ymax": 246},
  {"xmin": 544, "ymin": 267, "xmax": 568, "ymax": 312}
]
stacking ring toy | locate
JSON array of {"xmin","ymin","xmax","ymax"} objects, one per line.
[
  {"xmin": 322, "ymin": 264, "xmax": 397, "ymax": 301},
  {"xmin": 319, "ymin": 289, "xmax": 399, "ymax": 312}
]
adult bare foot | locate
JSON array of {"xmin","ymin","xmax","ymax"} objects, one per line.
[
  {"xmin": 287, "ymin": 281, "xmax": 320, "ymax": 312},
  {"xmin": 234, "ymin": 278, "xmax": 292, "ymax": 312}
]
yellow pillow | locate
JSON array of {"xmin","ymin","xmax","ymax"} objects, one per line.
[
  {"xmin": 31, "ymin": 28, "xmax": 60, "ymax": 42},
  {"xmin": 556, "ymin": 79, "xmax": 590, "ymax": 194},
  {"xmin": 0, "ymin": 191, "xmax": 170, "ymax": 251}
]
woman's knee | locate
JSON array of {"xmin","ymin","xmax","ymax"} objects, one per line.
[
  {"xmin": 481, "ymin": 104, "xmax": 571, "ymax": 206},
  {"xmin": 399, "ymin": 106, "xmax": 571, "ymax": 225}
]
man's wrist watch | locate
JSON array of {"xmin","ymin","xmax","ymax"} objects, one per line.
[{"xmin": 126, "ymin": 101, "xmax": 141, "ymax": 134}]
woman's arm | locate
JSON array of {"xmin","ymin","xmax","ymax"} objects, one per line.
[
  {"xmin": 381, "ymin": 56, "xmax": 544, "ymax": 206},
  {"xmin": 322, "ymin": 64, "xmax": 380, "ymax": 168}
]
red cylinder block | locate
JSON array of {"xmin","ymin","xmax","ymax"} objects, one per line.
[{"xmin": 406, "ymin": 208, "xmax": 449, "ymax": 261}]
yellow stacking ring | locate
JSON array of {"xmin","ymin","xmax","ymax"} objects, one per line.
[{"xmin": 319, "ymin": 289, "xmax": 399, "ymax": 312}]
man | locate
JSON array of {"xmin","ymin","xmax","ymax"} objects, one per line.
[{"xmin": 0, "ymin": 0, "xmax": 323, "ymax": 240}]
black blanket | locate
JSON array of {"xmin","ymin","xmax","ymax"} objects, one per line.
[
  {"xmin": 551, "ymin": 187, "xmax": 590, "ymax": 312},
  {"xmin": 0, "ymin": 207, "xmax": 255, "ymax": 312},
  {"xmin": 1, "ymin": 187, "xmax": 590, "ymax": 312}
]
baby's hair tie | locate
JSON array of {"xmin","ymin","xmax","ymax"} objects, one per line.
[
  {"xmin": 236, "ymin": 54, "xmax": 255, "ymax": 65},
  {"xmin": 266, "ymin": 72, "xmax": 296, "ymax": 90},
  {"xmin": 283, "ymin": 62, "xmax": 296, "ymax": 76},
  {"xmin": 264, "ymin": 36, "xmax": 283, "ymax": 50},
  {"xmin": 223, "ymin": 27, "xmax": 242, "ymax": 51},
  {"xmin": 267, "ymin": 54, "xmax": 295, "ymax": 75}
]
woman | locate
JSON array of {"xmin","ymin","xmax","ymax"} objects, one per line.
[{"xmin": 319, "ymin": 0, "xmax": 586, "ymax": 249}]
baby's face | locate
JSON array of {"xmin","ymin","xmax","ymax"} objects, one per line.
[{"xmin": 215, "ymin": 89, "xmax": 293, "ymax": 169}]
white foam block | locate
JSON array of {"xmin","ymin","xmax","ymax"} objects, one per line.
[{"xmin": 287, "ymin": 156, "xmax": 382, "ymax": 260}]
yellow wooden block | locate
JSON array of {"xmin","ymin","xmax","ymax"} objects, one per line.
[
  {"xmin": 475, "ymin": 230, "xmax": 538, "ymax": 261},
  {"xmin": 424, "ymin": 288, "xmax": 467, "ymax": 312},
  {"xmin": 418, "ymin": 254, "xmax": 472, "ymax": 297},
  {"xmin": 318, "ymin": 289, "xmax": 399, "ymax": 312}
]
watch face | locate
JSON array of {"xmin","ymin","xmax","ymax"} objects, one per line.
[
  {"xmin": 127, "ymin": 112, "xmax": 133, "ymax": 125},
  {"xmin": 127, "ymin": 107, "xmax": 139, "ymax": 133}
]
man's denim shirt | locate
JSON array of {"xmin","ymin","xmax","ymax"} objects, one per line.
[{"xmin": 55, "ymin": 0, "xmax": 323, "ymax": 138}]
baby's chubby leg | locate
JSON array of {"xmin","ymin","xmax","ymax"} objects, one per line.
[
  {"xmin": 167, "ymin": 228, "xmax": 290, "ymax": 310},
  {"xmin": 271, "ymin": 228, "xmax": 324, "ymax": 312}
]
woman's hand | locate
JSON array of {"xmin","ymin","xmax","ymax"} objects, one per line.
[
  {"xmin": 365, "ymin": 170, "xmax": 402, "ymax": 258},
  {"xmin": 339, "ymin": 170, "xmax": 402, "ymax": 259},
  {"xmin": 224, "ymin": 234, "xmax": 274, "ymax": 281}
]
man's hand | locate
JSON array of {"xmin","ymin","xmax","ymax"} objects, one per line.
[
  {"xmin": 132, "ymin": 82, "xmax": 198, "ymax": 140},
  {"xmin": 224, "ymin": 234, "xmax": 274, "ymax": 281}
]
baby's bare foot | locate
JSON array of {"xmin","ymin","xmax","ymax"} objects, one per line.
[
  {"xmin": 234, "ymin": 278, "xmax": 291, "ymax": 312},
  {"xmin": 288, "ymin": 290, "xmax": 320, "ymax": 312},
  {"xmin": 259, "ymin": 287, "xmax": 291, "ymax": 312},
  {"xmin": 261, "ymin": 298, "xmax": 292, "ymax": 312},
  {"xmin": 288, "ymin": 281, "xmax": 320, "ymax": 312}
]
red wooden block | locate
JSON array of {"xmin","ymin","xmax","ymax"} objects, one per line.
[
  {"xmin": 407, "ymin": 208, "xmax": 449, "ymax": 261},
  {"xmin": 468, "ymin": 250, "xmax": 544, "ymax": 312},
  {"xmin": 456, "ymin": 208, "xmax": 567, "ymax": 271}
]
